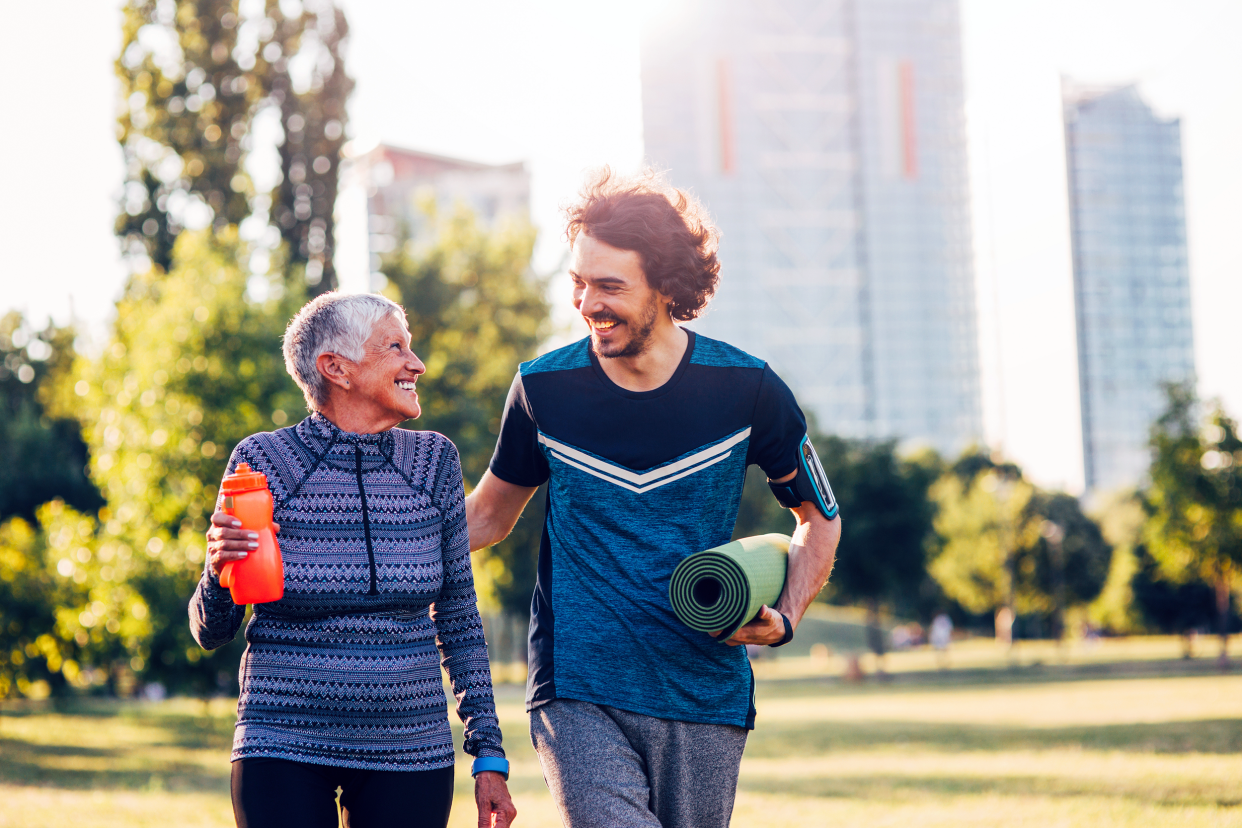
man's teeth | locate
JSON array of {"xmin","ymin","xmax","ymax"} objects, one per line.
[
  {"xmin": 593, "ymin": 320, "xmax": 618, "ymax": 330},
  {"xmin": 396, "ymin": 381, "xmax": 416, "ymax": 390}
]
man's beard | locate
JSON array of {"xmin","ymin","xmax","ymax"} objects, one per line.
[{"xmin": 590, "ymin": 296, "xmax": 660, "ymax": 360}]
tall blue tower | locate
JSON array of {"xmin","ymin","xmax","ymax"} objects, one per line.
[{"xmin": 1063, "ymin": 83, "xmax": 1196, "ymax": 492}]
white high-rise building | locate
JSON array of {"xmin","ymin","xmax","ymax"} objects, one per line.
[
  {"xmin": 642, "ymin": 0, "xmax": 981, "ymax": 455},
  {"xmin": 1063, "ymin": 83, "xmax": 1196, "ymax": 492}
]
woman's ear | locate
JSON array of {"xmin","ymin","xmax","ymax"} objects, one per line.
[{"xmin": 316, "ymin": 351, "xmax": 354, "ymax": 393}]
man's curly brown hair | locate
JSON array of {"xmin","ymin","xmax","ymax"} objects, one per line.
[{"xmin": 564, "ymin": 168, "xmax": 721, "ymax": 321}]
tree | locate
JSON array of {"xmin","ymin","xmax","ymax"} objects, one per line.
[
  {"xmin": 269, "ymin": 0, "xmax": 353, "ymax": 293},
  {"xmin": 116, "ymin": 0, "xmax": 264, "ymax": 269},
  {"xmin": 379, "ymin": 203, "xmax": 551, "ymax": 651},
  {"xmin": 823, "ymin": 441, "xmax": 940, "ymax": 639},
  {"xmin": 929, "ymin": 457, "xmax": 1034, "ymax": 640},
  {"xmin": 0, "ymin": 501, "xmax": 153, "ymax": 699},
  {"xmin": 1143, "ymin": 382, "xmax": 1242, "ymax": 661},
  {"xmin": 1084, "ymin": 491, "xmax": 1146, "ymax": 635},
  {"xmin": 929, "ymin": 453, "xmax": 1110, "ymax": 642},
  {"xmin": 0, "ymin": 312, "xmax": 103, "ymax": 523},
  {"xmin": 116, "ymin": 0, "xmax": 352, "ymax": 290},
  {"xmin": 47, "ymin": 229, "xmax": 306, "ymax": 692},
  {"xmin": 1087, "ymin": 490, "xmax": 1225, "ymax": 647},
  {"xmin": 1026, "ymin": 490, "xmax": 1112, "ymax": 640}
]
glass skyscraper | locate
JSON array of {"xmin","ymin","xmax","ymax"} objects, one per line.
[
  {"xmin": 641, "ymin": 0, "xmax": 981, "ymax": 455},
  {"xmin": 1063, "ymin": 83, "xmax": 1196, "ymax": 492}
]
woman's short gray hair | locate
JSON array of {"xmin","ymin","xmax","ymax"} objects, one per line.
[{"xmin": 283, "ymin": 292, "xmax": 406, "ymax": 410}]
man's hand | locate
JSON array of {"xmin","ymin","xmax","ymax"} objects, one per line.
[
  {"xmin": 474, "ymin": 770, "xmax": 517, "ymax": 828},
  {"xmin": 205, "ymin": 511, "xmax": 280, "ymax": 578},
  {"xmin": 719, "ymin": 605, "xmax": 787, "ymax": 647}
]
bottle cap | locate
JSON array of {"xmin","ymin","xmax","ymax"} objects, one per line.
[{"xmin": 221, "ymin": 462, "xmax": 268, "ymax": 494}]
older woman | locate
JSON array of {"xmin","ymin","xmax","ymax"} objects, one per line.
[{"xmin": 190, "ymin": 293, "xmax": 516, "ymax": 828}]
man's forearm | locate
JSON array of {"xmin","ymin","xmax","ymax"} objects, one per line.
[
  {"xmin": 722, "ymin": 508, "xmax": 839, "ymax": 646},
  {"xmin": 465, "ymin": 471, "xmax": 539, "ymax": 552},
  {"xmin": 465, "ymin": 492, "xmax": 503, "ymax": 552},
  {"xmin": 774, "ymin": 510, "xmax": 841, "ymax": 629}
]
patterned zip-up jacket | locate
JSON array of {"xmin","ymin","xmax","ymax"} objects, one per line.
[{"xmin": 189, "ymin": 413, "xmax": 504, "ymax": 770}]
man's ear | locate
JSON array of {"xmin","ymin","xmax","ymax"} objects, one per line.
[
  {"xmin": 658, "ymin": 290, "xmax": 677, "ymax": 320},
  {"xmin": 316, "ymin": 351, "xmax": 353, "ymax": 393}
]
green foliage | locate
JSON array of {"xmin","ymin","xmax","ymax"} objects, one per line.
[
  {"xmin": 44, "ymin": 229, "xmax": 304, "ymax": 692},
  {"xmin": 930, "ymin": 453, "xmax": 1110, "ymax": 628},
  {"xmin": 116, "ymin": 0, "xmax": 264, "ymax": 268},
  {"xmin": 380, "ymin": 204, "xmax": 550, "ymax": 618},
  {"xmin": 929, "ymin": 460, "xmax": 1036, "ymax": 616},
  {"xmin": 0, "ymin": 511, "xmax": 74, "ymax": 698},
  {"xmin": 822, "ymin": 441, "xmax": 940, "ymax": 616},
  {"xmin": 1086, "ymin": 491, "xmax": 1146, "ymax": 633},
  {"xmin": 0, "ymin": 313, "xmax": 103, "ymax": 522},
  {"xmin": 1142, "ymin": 382, "xmax": 1242, "ymax": 644},
  {"xmin": 269, "ymin": 2, "xmax": 353, "ymax": 292},
  {"xmin": 1026, "ymin": 490, "xmax": 1112, "ymax": 614},
  {"xmin": 116, "ymin": 0, "xmax": 352, "ymax": 289},
  {"xmin": 0, "ymin": 502, "xmax": 154, "ymax": 699}
]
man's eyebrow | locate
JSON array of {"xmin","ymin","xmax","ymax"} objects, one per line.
[{"xmin": 569, "ymin": 270, "xmax": 627, "ymax": 286}]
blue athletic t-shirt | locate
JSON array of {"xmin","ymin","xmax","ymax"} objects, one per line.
[{"xmin": 488, "ymin": 330, "xmax": 808, "ymax": 729}]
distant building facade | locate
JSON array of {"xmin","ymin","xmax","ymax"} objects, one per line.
[
  {"xmin": 641, "ymin": 0, "xmax": 981, "ymax": 455},
  {"xmin": 1063, "ymin": 84, "xmax": 1196, "ymax": 492},
  {"xmin": 335, "ymin": 144, "xmax": 530, "ymax": 292}
]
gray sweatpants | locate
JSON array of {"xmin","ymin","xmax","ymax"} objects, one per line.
[{"xmin": 530, "ymin": 698, "xmax": 748, "ymax": 828}]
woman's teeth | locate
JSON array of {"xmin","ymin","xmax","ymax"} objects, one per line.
[{"xmin": 396, "ymin": 381, "xmax": 417, "ymax": 391}]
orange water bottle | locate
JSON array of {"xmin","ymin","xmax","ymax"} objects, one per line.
[{"xmin": 218, "ymin": 463, "xmax": 284, "ymax": 604}]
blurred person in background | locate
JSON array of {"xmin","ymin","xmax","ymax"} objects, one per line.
[
  {"xmin": 930, "ymin": 612, "xmax": 954, "ymax": 669},
  {"xmin": 191, "ymin": 293, "xmax": 516, "ymax": 828},
  {"xmin": 466, "ymin": 169, "xmax": 842, "ymax": 828}
]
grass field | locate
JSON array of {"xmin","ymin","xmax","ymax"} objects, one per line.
[{"xmin": 2, "ymin": 639, "xmax": 1240, "ymax": 827}]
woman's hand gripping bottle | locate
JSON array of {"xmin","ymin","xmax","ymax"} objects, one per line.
[{"xmin": 218, "ymin": 463, "xmax": 285, "ymax": 604}]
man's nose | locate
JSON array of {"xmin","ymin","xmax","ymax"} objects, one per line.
[
  {"xmin": 577, "ymin": 285, "xmax": 603, "ymax": 312},
  {"xmin": 408, "ymin": 352, "xmax": 426, "ymax": 375}
]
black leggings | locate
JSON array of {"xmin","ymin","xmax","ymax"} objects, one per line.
[{"xmin": 231, "ymin": 757, "xmax": 454, "ymax": 828}]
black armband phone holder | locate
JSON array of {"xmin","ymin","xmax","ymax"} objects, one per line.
[{"xmin": 766, "ymin": 436, "xmax": 840, "ymax": 521}]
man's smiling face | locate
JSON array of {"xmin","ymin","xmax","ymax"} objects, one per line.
[{"xmin": 571, "ymin": 233, "xmax": 668, "ymax": 360}]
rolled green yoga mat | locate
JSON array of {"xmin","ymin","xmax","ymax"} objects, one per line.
[{"xmin": 669, "ymin": 533, "xmax": 791, "ymax": 641}]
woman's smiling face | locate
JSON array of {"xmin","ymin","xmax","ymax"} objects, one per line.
[{"xmin": 348, "ymin": 313, "xmax": 426, "ymax": 424}]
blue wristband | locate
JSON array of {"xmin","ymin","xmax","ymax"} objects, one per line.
[{"xmin": 471, "ymin": 756, "xmax": 510, "ymax": 780}]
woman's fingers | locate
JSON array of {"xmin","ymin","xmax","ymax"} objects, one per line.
[
  {"xmin": 206, "ymin": 510, "xmax": 260, "ymax": 576},
  {"xmin": 475, "ymin": 773, "xmax": 517, "ymax": 828},
  {"xmin": 210, "ymin": 511, "xmax": 241, "ymax": 528}
]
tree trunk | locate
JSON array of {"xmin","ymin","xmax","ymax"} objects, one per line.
[
  {"xmin": 865, "ymin": 598, "xmax": 887, "ymax": 677},
  {"xmin": 1216, "ymin": 572, "xmax": 1230, "ymax": 667}
]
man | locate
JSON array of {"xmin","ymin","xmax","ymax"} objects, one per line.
[{"xmin": 466, "ymin": 169, "xmax": 841, "ymax": 828}]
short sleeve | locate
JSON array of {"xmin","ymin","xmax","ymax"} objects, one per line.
[
  {"xmin": 746, "ymin": 364, "xmax": 808, "ymax": 480},
  {"xmin": 488, "ymin": 371, "xmax": 550, "ymax": 487}
]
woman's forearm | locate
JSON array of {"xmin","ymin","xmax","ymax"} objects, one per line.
[{"xmin": 188, "ymin": 569, "xmax": 245, "ymax": 650}]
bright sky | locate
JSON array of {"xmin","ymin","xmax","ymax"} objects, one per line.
[{"xmin": 2, "ymin": 0, "xmax": 1239, "ymax": 494}]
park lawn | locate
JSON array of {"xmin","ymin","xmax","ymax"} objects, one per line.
[{"xmin": 2, "ymin": 665, "xmax": 1240, "ymax": 827}]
